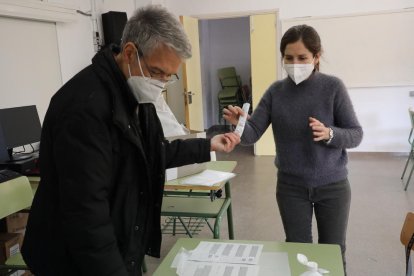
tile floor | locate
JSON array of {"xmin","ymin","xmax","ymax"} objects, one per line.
[{"xmin": 145, "ymin": 142, "xmax": 413, "ymax": 276}]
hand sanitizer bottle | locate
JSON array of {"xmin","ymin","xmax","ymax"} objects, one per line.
[{"xmin": 300, "ymin": 262, "xmax": 323, "ymax": 276}]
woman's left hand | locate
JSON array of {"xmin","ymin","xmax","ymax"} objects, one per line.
[{"xmin": 309, "ymin": 117, "xmax": 330, "ymax": 142}]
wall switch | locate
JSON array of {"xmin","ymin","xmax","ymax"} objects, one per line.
[{"xmin": 410, "ymin": 91, "xmax": 414, "ymax": 97}]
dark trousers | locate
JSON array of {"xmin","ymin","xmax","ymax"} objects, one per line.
[{"xmin": 276, "ymin": 178, "xmax": 351, "ymax": 272}]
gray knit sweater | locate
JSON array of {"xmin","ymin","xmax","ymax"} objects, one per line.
[{"xmin": 242, "ymin": 71, "xmax": 363, "ymax": 187}]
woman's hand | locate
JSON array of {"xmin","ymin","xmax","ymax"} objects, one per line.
[
  {"xmin": 223, "ymin": 105, "xmax": 248, "ymax": 125},
  {"xmin": 210, "ymin": 132, "xmax": 241, "ymax": 153},
  {"xmin": 309, "ymin": 117, "xmax": 330, "ymax": 142}
]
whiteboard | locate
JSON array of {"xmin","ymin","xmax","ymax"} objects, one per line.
[
  {"xmin": 0, "ymin": 16, "xmax": 62, "ymax": 123},
  {"xmin": 282, "ymin": 9, "xmax": 414, "ymax": 88}
]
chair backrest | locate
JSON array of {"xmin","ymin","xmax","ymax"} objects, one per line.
[
  {"xmin": 407, "ymin": 108, "xmax": 414, "ymax": 144},
  {"xmin": 0, "ymin": 176, "xmax": 34, "ymax": 219},
  {"xmin": 217, "ymin": 67, "xmax": 241, "ymax": 88},
  {"xmin": 409, "ymin": 108, "xmax": 414, "ymax": 129}
]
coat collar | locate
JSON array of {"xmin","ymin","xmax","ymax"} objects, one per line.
[{"xmin": 91, "ymin": 46, "xmax": 148, "ymax": 161}]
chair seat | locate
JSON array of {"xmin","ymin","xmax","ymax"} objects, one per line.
[
  {"xmin": 219, "ymin": 98, "xmax": 239, "ymax": 105},
  {"xmin": 5, "ymin": 253, "xmax": 25, "ymax": 267},
  {"xmin": 218, "ymin": 87, "xmax": 239, "ymax": 100},
  {"xmin": 1, "ymin": 252, "xmax": 28, "ymax": 273},
  {"xmin": 161, "ymin": 197, "xmax": 229, "ymax": 217},
  {"xmin": 161, "ymin": 196, "xmax": 232, "ymax": 239}
]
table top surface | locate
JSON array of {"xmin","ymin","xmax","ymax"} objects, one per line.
[
  {"xmin": 153, "ymin": 238, "xmax": 344, "ymax": 276},
  {"xmin": 164, "ymin": 161, "xmax": 237, "ymax": 191},
  {"xmin": 27, "ymin": 161, "xmax": 237, "ymax": 192}
]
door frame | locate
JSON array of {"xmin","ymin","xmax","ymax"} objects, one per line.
[{"xmin": 178, "ymin": 9, "xmax": 281, "ymax": 130}]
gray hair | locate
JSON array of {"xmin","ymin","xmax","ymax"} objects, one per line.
[{"xmin": 120, "ymin": 5, "xmax": 192, "ymax": 59}]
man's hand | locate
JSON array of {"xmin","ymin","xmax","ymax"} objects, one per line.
[{"xmin": 210, "ymin": 132, "xmax": 241, "ymax": 153}]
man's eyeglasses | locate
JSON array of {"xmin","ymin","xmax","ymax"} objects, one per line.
[{"xmin": 137, "ymin": 47, "xmax": 179, "ymax": 85}]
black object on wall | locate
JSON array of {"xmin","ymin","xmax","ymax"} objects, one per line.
[{"xmin": 101, "ymin": 11, "xmax": 128, "ymax": 46}]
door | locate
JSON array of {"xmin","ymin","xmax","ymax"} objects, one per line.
[
  {"xmin": 180, "ymin": 16, "xmax": 204, "ymax": 131},
  {"xmin": 250, "ymin": 13, "xmax": 278, "ymax": 155}
]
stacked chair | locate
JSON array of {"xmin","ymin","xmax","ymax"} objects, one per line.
[{"xmin": 217, "ymin": 67, "xmax": 244, "ymax": 124}]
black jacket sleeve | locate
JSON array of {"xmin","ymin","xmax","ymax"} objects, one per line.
[{"xmin": 164, "ymin": 138, "xmax": 211, "ymax": 169}]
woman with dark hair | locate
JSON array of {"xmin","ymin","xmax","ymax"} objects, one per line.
[{"xmin": 223, "ymin": 24, "xmax": 363, "ymax": 273}]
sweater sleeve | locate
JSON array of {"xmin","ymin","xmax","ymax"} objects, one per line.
[
  {"xmin": 241, "ymin": 87, "xmax": 273, "ymax": 145},
  {"xmin": 328, "ymin": 79, "xmax": 363, "ymax": 149}
]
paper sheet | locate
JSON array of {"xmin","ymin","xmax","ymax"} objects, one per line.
[
  {"xmin": 172, "ymin": 242, "xmax": 265, "ymax": 276},
  {"xmin": 177, "ymin": 261, "xmax": 260, "ymax": 276},
  {"xmin": 180, "ymin": 170, "xmax": 236, "ymax": 186},
  {"xmin": 189, "ymin": 242, "xmax": 263, "ymax": 264}
]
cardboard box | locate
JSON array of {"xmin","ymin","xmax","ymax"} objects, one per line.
[
  {"xmin": 0, "ymin": 212, "xmax": 29, "ymax": 247},
  {"xmin": 0, "ymin": 232, "xmax": 20, "ymax": 264},
  {"xmin": 0, "ymin": 232, "xmax": 28, "ymax": 275},
  {"xmin": 0, "ymin": 212, "xmax": 29, "ymax": 233},
  {"xmin": 165, "ymin": 132, "xmax": 208, "ymax": 181},
  {"xmin": 5, "ymin": 213, "xmax": 29, "ymax": 233}
]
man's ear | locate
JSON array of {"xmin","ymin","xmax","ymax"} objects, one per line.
[{"xmin": 122, "ymin": 42, "xmax": 137, "ymax": 64}]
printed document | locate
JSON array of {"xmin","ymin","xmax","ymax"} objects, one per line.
[
  {"xmin": 172, "ymin": 242, "xmax": 264, "ymax": 276},
  {"xmin": 189, "ymin": 241, "xmax": 263, "ymax": 264}
]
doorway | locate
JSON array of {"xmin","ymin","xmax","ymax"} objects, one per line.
[
  {"xmin": 199, "ymin": 16, "xmax": 251, "ymax": 129},
  {"xmin": 166, "ymin": 12, "xmax": 278, "ymax": 155}
]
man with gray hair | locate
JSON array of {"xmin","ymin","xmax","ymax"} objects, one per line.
[{"xmin": 22, "ymin": 5, "xmax": 240, "ymax": 276}]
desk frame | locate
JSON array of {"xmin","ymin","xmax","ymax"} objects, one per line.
[{"xmin": 161, "ymin": 161, "xmax": 236, "ymax": 239}]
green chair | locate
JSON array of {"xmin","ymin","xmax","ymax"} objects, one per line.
[
  {"xmin": 217, "ymin": 67, "xmax": 244, "ymax": 124},
  {"xmin": 217, "ymin": 67, "xmax": 242, "ymax": 89},
  {"xmin": 6, "ymin": 174, "xmax": 150, "ymax": 275},
  {"xmin": 161, "ymin": 193, "xmax": 232, "ymax": 239},
  {"xmin": 0, "ymin": 174, "xmax": 33, "ymax": 275}
]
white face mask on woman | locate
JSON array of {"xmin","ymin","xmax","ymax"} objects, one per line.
[
  {"xmin": 283, "ymin": 61, "xmax": 315, "ymax": 85},
  {"xmin": 127, "ymin": 50, "xmax": 166, "ymax": 104}
]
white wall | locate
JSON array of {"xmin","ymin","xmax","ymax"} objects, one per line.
[
  {"xmin": 41, "ymin": 0, "xmax": 414, "ymax": 152},
  {"xmin": 56, "ymin": 1, "xmax": 95, "ymax": 84},
  {"xmin": 199, "ymin": 17, "xmax": 251, "ymax": 127},
  {"xmin": 57, "ymin": 0, "xmax": 137, "ymax": 84},
  {"xmin": 165, "ymin": 0, "xmax": 413, "ymax": 18},
  {"xmin": 164, "ymin": 0, "xmax": 414, "ymax": 152}
]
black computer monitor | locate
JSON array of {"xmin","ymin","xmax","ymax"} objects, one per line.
[{"xmin": 0, "ymin": 105, "xmax": 42, "ymax": 162}]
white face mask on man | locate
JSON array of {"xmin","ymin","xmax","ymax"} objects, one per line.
[
  {"xmin": 283, "ymin": 60, "xmax": 315, "ymax": 85},
  {"xmin": 127, "ymin": 50, "xmax": 166, "ymax": 104}
]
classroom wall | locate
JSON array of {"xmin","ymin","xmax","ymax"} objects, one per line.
[
  {"xmin": 55, "ymin": 0, "xmax": 137, "ymax": 84},
  {"xmin": 34, "ymin": 0, "xmax": 414, "ymax": 152}
]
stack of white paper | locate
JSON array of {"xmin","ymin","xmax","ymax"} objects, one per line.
[{"xmin": 172, "ymin": 242, "xmax": 263, "ymax": 276}]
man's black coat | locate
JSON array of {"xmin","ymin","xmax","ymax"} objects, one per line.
[{"xmin": 22, "ymin": 47, "xmax": 211, "ymax": 275}]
